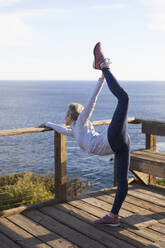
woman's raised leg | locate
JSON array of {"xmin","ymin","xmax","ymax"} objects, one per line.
[{"xmin": 102, "ymin": 68, "xmax": 130, "ymax": 215}]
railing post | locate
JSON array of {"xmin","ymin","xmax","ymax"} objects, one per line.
[
  {"xmin": 54, "ymin": 131, "xmax": 67, "ymax": 202},
  {"xmin": 145, "ymin": 134, "xmax": 157, "ymax": 184},
  {"xmin": 146, "ymin": 134, "xmax": 157, "ymax": 151}
]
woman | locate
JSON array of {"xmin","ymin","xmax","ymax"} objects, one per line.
[{"xmin": 39, "ymin": 42, "xmax": 130, "ymax": 226}]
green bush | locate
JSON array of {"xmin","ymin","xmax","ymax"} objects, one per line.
[
  {"xmin": 0, "ymin": 172, "xmax": 90, "ymax": 211},
  {"xmin": 0, "ymin": 172, "xmax": 54, "ymax": 211},
  {"xmin": 156, "ymin": 178, "xmax": 165, "ymax": 187}
]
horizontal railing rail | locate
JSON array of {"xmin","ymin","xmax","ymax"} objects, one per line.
[{"xmin": 0, "ymin": 117, "xmax": 140, "ymax": 137}]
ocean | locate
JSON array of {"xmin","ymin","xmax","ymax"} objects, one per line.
[{"xmin": 0, "ymin": 80, "xmax": 165, "ymax": 190}]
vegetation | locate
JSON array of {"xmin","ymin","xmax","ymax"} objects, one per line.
[
  {"xmin": 0, "ymin": 172, "xmax": 90, "ymax": 211},
  {"xmin": 156, "ymin": 178, "xmax": 165, "ymax": 187}
]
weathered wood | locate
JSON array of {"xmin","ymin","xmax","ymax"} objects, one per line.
[
  {"xmin": 54, "ymin": 132, "xmax": 67, "ymax": 202},
  {"xmin": 0, "ymin": 217, "xmax": 49, "ymax": 247},
  {"xmin": 0, "ymin": 127, "xmax": 52, "ymax": 136},
  {"xmin": 0, "ymin": 198, "xmax": 60, "ymax": 218},
  {"xmin": 130, "ymin": 170, "xmax": 150, "ymax": 185},
  {"xmin": 133, "ymin": 186, "xmax": 165, "ymax": 204},
  {"xmin": 0, "ymin": 184, "xmax": 165, "ymax": 248},
  {"xmin": 8, "ymin": 214, "xmax": 76, "ymax": 248},
  {"xmin": 130, "ymin": 133, "xmax": 157, "ymax": 185},
  {"xmin": 150, "ymin": 222, "xmax": 165, "ymax": 235},
  {"xmin": 97, "ymin": 194, "xmax": 158, "ymax": 228},
  {"xmin": 82, "ymin": 196, "xmax": 165, "ymax": 243},
  {"xmin": 146, "ymin": 133, "xmax": 157, "ymax": 184},
  {"xmin": 82, "ymin": 196, "xmax": 157, "ymax": 229},
  {"xmin": 24, "ymin": 209, "xmax": 106, "ymax": 248},
  {"xmin": 68, "ymin": 195, "xmax": 163, "ymax": 246},
  {"xmin": 130, "ymin": 150, "xmax": 165, "ymax": 178},
  {"xmin": 0, "ymin": 117, "xmax": 138, "ymax": 137},
  {"xmin": 40, "ymin": 205, "xmax": 132, "ymax": 248},
  {"xmin": 145, "ymin": 134, "xmax": 157, "ymax": 151},
  {"xmin": 92, "ymin": 117, "xmax": 137, "ymax": 126},
  {"xmin": 135, "ymin": 187, "xmax": 165, "ymax": 200},
  {"xmin": 55, "ymin": 202, "xmax": 157, "ymax": 248},
  {"xmin": 142, "ymin": 119, "xmax": 165, "ymax": 136},
  {"xmin": 128, "ymin": 188, "xmax": 165, "ymax": 208},
  {"xmin": 124, "ymin": 193, "xmax": 165, "ymax": 217},
  {"xmin": 130, "ymin": 118, "xmax": 165, "ymax": 185},
  {"xmin": 0, "ymin": 232, "xmax": 21, "ymax": 248}
]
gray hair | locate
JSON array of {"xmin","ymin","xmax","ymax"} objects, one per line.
[{"xmin": 66, "ymin": 102, "xmax": 84, "ymax": 121}]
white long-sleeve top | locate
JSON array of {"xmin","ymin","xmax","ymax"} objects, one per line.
[{"xmin": 45, "ymin": 78, "xmax": 113, "ymax": 156}]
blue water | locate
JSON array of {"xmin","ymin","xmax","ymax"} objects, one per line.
[{"xmin": 0, "ymin": 80, "xmax": 165, "ymax": 190}]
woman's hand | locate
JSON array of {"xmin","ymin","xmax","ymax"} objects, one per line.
[{"xmin": 38, "ymin": 123, "xmax": 46, "ymax": 128}]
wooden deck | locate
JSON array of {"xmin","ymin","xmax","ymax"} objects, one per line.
[{"xmin": 0, "ymin": 183, "xmax": 165, "ymax": 248}]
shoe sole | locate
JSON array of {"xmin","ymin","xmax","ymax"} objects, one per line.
[
  {"xmin": 93, "ymin": 42, "xmax": 100, "ymax": 69},
  {"xmin": 103, "ymin": 223, "xmax": 120, "ymax": 227},
  {"xmin": 94, "ymin": 222, "xmax": 120, "ymax": 227}
]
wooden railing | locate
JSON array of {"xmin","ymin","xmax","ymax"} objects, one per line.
[{"xmin": 1, "ymin": 117, "xmax": 164, "ymax": 203}]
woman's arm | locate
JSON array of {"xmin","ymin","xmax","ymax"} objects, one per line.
[
  {"xmin": 44, "ymin": 122, "xmax": 73, "ymax": 137},
  {"xmin": 77, "ymin": 77, "xmax": 104, "ymax": 126}
]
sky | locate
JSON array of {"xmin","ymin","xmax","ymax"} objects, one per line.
[{"xmin": 0, "ymin": 0, "xmax": 165, "ymax": 81}]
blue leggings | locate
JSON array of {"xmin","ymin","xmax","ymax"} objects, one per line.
[{"xmin": 102, "ymin": 68, "xmax": 130, "ymax": 215}]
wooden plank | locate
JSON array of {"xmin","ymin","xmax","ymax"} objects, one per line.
[
  {"xmin": 130, "ymin": 170, "xmax": 150, "ymax": 185},
  {"xmin": 135, "ymin": 187, "xmax": 165, "ymax": 201},
  {"xmin": 121, "ymin": 193, "xmax": 165, "ymax": 217},
  {"xmin": 82, "ymin": 196, "xmax": 165, "ymax": 243},
  {"xmin": 98, "ymin": 194, "xmax": 153, "ymax": 216},
  {"xmin": 145, "ymin": 134, "xmax": 157, "ymax": 151},
  {"xmin": 142, "ymin": 183, "xmax": 165, "ymax": 196},
  {"xmin": 130, "ymin": 157, "xmax": 165, "ymax": 178},
  {"xmin": 69, "ymin": 198, "xmax": 109, "ymax": 217},
  {"xmin": 127, "ymin": 188, "xmax": 165, "ymax": 208},
  {"xmin": 130, "ymin": 150, "xmax": 165, "ymax": 182},
  {"xmin": 142, "ymin": 120, "xmax": 165, "ymax": 136},
  {"xmin": 40, "ymin": 205, "xmax": 133, "ymax": 248},
  {"xmin": 131, "ymin": 150, "xmax": 165, "ymax": 161},
  {"xmin": 54, "ymin": 132, "xmax": 67, "ymax": 202},
  {"xmin": 95, "ymin": 194, "xmax": 158, "ymax": 229},
  {"xmin": 0, "ymin": 232, "xmax": 21, "ymax": 248},
  {"xmin": 0, "ymin": 117, "xmax": 137, "ymax": 137},
  {"xmin": 110, "ymin": 192, "xmax": 165, "ymax": 227},
  {"xmin": 24, "ymin": 209, "xmax": 105, "ymax": 248},
  {"xmin": 127, "ymin": 182, "xmax": 165, "ymax": 195},
  {"xmin": 0, "ymin": 198, "xmax": 60, "ymax": 218},
  {"xmin": 80, "ymin": 197, "xmax": 156, "ymax": 229},
  {"xmin": 55, "ymin": 202, "xmax": 159, "ymax": 248},
  {"xmin": 67, "ymin": 198, "xmax": 163, "ymax": 247},
  {"xmin": 128, "ymin": 184, "xmax": 165, "ymax": 204},
  {"xmin": 0, "ymin": 127, "xmax": 51, "ymax": 136},
  {"xmin": 92, "ymin": 117, "xmax": 137, "ymax": 126},
  {"xmin": 145, "ymin": 133, "xmax": 157, "ymax": 184},
  {"xmin": 8, "ymin": 214, "xmax": 76, "ymax": 248},
  {"xmin": 130, "ymin": 151, "xmax": 165, "ymax": 163},
  {"xmin": 0, "ymin": 217, "xmax": 49, "ymax": 248},
  {"xmin": 149, "ymin": 222, "xmax": 165, "ymax": 235}
]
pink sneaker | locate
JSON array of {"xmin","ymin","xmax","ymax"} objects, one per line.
[
  {"xmin": 93, "ymin": 42, "xmax": 105, "ymax": 70},
  {"xmin": 94, "ymin": 214, "xmax": 120, "ymax": 227}
]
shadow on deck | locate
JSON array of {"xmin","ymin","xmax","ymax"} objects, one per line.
[{"xmin": 0, "ymin": 182, "xmax": 165, "ymax": 248}]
